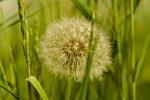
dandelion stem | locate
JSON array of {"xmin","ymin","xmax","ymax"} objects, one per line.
[{"xmin": 65, "ymin": 80, "xmax": 72, "ymax": 100}]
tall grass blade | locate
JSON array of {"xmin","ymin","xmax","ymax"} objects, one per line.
[
  {"xmin": 71, "ymin": 0, "xmax": 92, "ymax": 19},
  {"xmin": 133, "ymin": 33, "xmax": 150, "ymax": 82},
  {"xmin": 134, "ymin": 0, "xmax": 141, "ymax": 12},
  {"xmin": 79, "ymin": 11, "xmax": 98, "ymax": 100},
  {"xmin": 0, "ymin": 7, "xmax": 20, "ymax": 98},
  {"xmin": 0, "ymin": 60, "xmax": 9, "ymax": 88},
  {"xmin": 26, "ymin": 76, "xmax": 49, "ymax": 100}
]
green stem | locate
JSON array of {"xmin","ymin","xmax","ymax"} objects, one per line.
[
  {"xmin": 132, "ymin": 83, "xmax": 136, "ymax": 100},
  {"xmin": 17, "ymin": 0, "xmax": 31, "ymax": 99},
  {"xmin": 113, "ymin": 0, "xmax": 123, "ymax": 65},
  {"xmin": 131, "ymin": 0, "xmax": 135, "ymax": 72},
  {"xmin": 113, "ymin": 1, "xmax": 126, "ymax": 100},
  {"xmin": 65, "ymin": 80, "xmax": 72, "ymax": 100},
  {"xmin": 52, "ymin": 78, "xmax": 57, "ymax": 100},
  {"xmin": 56, "ymin": 0, "xmax": 60, "ymax": 19},
  {"xmin": 131, "ymin": 0, "xmax": 135, "ymax": 100},
  {"xmin": 17, "ymin": 0, "xmax": 31, "ymax": 76},
  {"xmin": 79, "ymin": 8, "xmax": 98, "ymax": 100},
  {"xmin": 113, "ymin": 0, "xmax": 119, "ymax": 32}
]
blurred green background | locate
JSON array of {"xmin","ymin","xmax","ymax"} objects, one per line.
[{"xmin": 0, "ymin": 0, "xmax": 150, "ymax": 100}]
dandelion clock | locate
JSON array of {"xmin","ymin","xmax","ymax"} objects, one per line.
[{"xmin": 40, "ymin": 18, "xmax": 111, "ymax": 82}]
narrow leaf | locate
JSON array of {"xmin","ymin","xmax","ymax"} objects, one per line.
[
  {"xmin": 133, "ymin": 33, "xmax": 150, "ymax": 82},
  {"xmin": 71, "ymin": 0, "xmax": 92, "ymax": 19},
  {"xmin": 0, "ymin": 85, "xmax": 19, "ymax": 100},
  {"xmin": 26, "ymin": 76, "xmax": 49, "ymax": 100},
  {"xmin": 0, "ymin": 60, "xmax": 9, "ymax": 88}
]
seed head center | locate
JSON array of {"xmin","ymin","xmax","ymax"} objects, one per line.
[{"xmin": 62, "ymin": 39, "xmax": 86, "ymax": 58}]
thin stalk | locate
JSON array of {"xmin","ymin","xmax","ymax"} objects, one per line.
[
  {"xmin": 113, "ymin": 0, "xmax": 123, "ymax": 65},
  {"xmin": 80, "ymin": 32, "xmax": 98, "ymax": 100},
  {"xmin": 65, "ymin": 80, "xmax": 72, "ymax": 100},
  {"xmin": 131, "ymin": 0, "xmax": 135, "ymax": 72},
  {"xmin": 132, "ymin": 83, "xmax": 136, "ymax": 100},
  {"xmin": 17, "ymin": 0, "xmax": 31, "ymax": 76},
  {"xmin": 17, "ymin": 0, "xmax": 31, "ymax": 99},
  {"xmin": 32, "ymin": 17, "xmax": 41, "ymax": 100},
  {"xmin": 121, "ymin": 66, "xmax": 127, "ymax": 100},
  {"xmin": 113, "ymin": 0, "xmax": 119, "ymax": 32},
  {"xmin": 113, "ymin": 1, "xmax": 129, "ymax": 100},
  {"xmin": 113, "ymin": 1, "xmax": 125, "ymax": 100},
  {"xmin": 71, "ymin": 0, "xmax": 92, "ymax": 20},
  {"xmin": 51, "ymin": 77, "xmax": 57, "ymax": 100},
  {"xmin": 79, "ymin": 6, "xmax": 98, "ymax": 99},
  {"xmin": 121, "ymin": 1, "xmax": 129, "ymax": 100},
  {"xmin": 114, "ymin": 0, "xmax": 123, "ymax": 65},
  {"xmin": 130, "ymin": 0, "xmax": 135, "ymax": 100},
  {"xmin": 56, "ymin": 0, "xmax": 60, "ymax": 19}
]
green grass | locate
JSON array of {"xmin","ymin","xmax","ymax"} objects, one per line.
[{"xmin": 0, "ymin": 0, "xmax": 150, "ymax": 100}]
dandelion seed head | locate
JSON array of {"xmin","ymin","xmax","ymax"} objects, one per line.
[{"xmin": 40, "ymin": 18, "xmax": 111, "ymax": 82}]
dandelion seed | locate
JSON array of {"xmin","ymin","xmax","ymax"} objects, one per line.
[{"xmin": 40, "ymin": 18, "xmax": 111, "ymax": 82}]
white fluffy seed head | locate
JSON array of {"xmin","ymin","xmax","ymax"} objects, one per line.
[{"xmin": 40, "ymin": 18, "xmax": 112, "ymax": 82}]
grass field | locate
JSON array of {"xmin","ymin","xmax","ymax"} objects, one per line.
[{"xmin": 0, "ymin": 0, "xmax": 150, "ymax": 100}]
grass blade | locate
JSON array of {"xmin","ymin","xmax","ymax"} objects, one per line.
[
  {"xmin": 26, "ymin": 76, "xmax": 49, "ymax": 100},
  {"xmin": 0, "ymin": 60, "xmax": 9, "ymax": 89},
  {"xmin": 0, "ymin": 85, "xmax": 19, "ymax": 100},
  {"xmin": 133, "ymin": 33, "xmax": 150, "ymax": 82},
  {"xmin": 71, "ymin": 0, "xmax": 92, "ymax": 19},
  {"xmin": 134, "ymin": 0, "xmax": 141, "ymax": 12},
  {"xmin": 0, "ymin": 7, "xmax": 20, "ymax": 98},
  {"xmin": 79, "ymin": 10, "xmax": 98, "ymax": 100}
]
